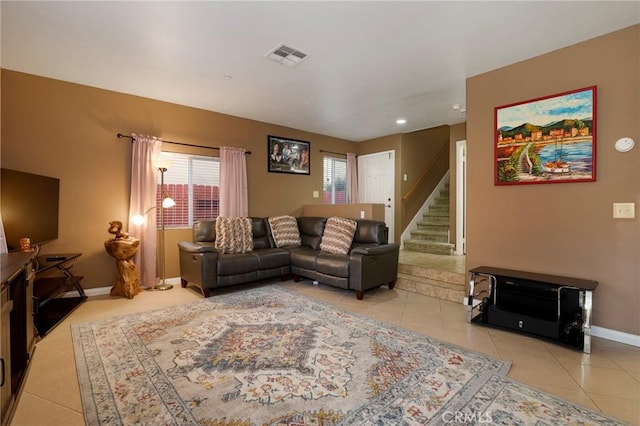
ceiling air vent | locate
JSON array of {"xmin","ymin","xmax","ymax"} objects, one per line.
[{"xmin": 266, "ymin": 43, "xmax": 309, "ymax": 67}]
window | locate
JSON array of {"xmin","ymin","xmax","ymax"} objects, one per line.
[
  {"xmin": 323, "ymin": 156, "xmax": 347, "ymax": 204},
  {"xmin": 156, "ymin": 152, "xmax": 220, "ymax": 228}
]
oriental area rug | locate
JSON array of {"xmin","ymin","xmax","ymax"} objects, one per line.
[{"xmin": 71, "ymin": 287, "xmax": 623, "ymax": 425}]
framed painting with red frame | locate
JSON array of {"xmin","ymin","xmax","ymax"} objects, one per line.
[{"xmin": 495, "ymin": 86, "xmax": 596, "ymax": 185}]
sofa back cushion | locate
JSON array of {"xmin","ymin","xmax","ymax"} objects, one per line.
[
  {"xmin": 193, "ymin": 220, "xmax": 216, "ymax": 243},
  {"xmin": 251, "ymin": 218, "xmax": 272, "ymax": 249},
  {"xmin": 320, "ymin": 217, "xmax": 358, "ymax": 254},
  {"xmin": 297, "ymin": 217, "xmax": 326, "ymax": 249},
  {"xmin": 193, "ymin": 218, "xmax": 272, "ymax": 249},
  {"xmin": 268, "ymin": 215, "xmax": 301, "ymax": 248},
  {"xmin": 352, "ymin": 220, "xmax": 388, "ymax": 245}
]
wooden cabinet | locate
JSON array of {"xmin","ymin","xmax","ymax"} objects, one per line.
[{"xmin": 0, "ymin": 252, "xmax": 34, "ymax": 425}]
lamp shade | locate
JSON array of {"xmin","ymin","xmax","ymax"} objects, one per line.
[
  {"xmin": 131, "ymin": 214, "xmax": 146, "ymax": 226},
  {"xmin": 162, "ymin": 197, "xmax": 176, "ymax": 208},
  {"xmin": 154, "ymin": 158, "xmax": 173, "ymax": 170}
]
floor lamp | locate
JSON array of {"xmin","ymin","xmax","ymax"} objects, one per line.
[{"xmin": 156, "ymin": 166, "xmax": 175, "ymax": 291}]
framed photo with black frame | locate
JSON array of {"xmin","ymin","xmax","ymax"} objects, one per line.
[{"xmin": 267, "ymin": 135, "xmax": 310, "ymax": 175}]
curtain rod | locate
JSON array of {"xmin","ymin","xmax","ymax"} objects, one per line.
[
  {"xmin": 117, "ymin": 133, "xmax": 251, "ymax": 155},
  {"xmin": 319, "ymin": 149, "xmax": 355, "ymax": 157}
]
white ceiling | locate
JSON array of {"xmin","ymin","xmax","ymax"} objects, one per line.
[{"xmin": 2, "ymin": 1, "xmax": 639, "ymax": 142}]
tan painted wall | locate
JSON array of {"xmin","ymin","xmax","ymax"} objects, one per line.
[
  {"xmin": 400, "ymin": 126, "xmax": 450, "ymax": 233},
  {"xmin": 1, "ymin": 70, "xmax": 356, "ymax": 288},
  {"xmin": 302, "ymin": 203, "xmax": 385, "ymax": 221},
  {"xmin": 466, "ymin": 25, "xmax": 640, "ymax": 334}
]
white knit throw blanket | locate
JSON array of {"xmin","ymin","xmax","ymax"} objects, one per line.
[{"xmin": 215, "ymin": 217, "xmax": 253, "ymax": 254}]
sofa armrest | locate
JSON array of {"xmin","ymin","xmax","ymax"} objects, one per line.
[
  {"xmin": 349, "ymin": 244, "xmax": 400, "ymax": 294},
  {"xmin": 178, "ymin": 241, "xmax": 218, "ymax": 254},
  {"xmin": 350, "ymin": 244, "xmax": 399, "ymax": 256}
]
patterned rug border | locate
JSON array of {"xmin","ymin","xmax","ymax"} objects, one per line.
[
  {"xmin": 70, "ymin": 285, "xmax": 622, "ymax": 425},
  {"xmin": 438, "ymin": 373, "xmax": 627, "ymax": 426}
]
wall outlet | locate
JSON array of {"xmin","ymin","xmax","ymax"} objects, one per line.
[
  {"xmin": 312, "ymin": 190, "xmax": 319, "ymax": 198},
  {"xmin": 360, "ymin": 210, "xmax": 365, "ymax": 218},
  {"xmin": 403, "ymin": 174, "xmax": 408, "ymax": 181},
  {"xmin": 613, "ymin": 202, "xmax": 635, "ymax": 219}
]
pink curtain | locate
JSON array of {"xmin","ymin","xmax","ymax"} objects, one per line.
[
  {"xmin": 219, "ymin": 146, "xmax": 248, "ymax": 217},
  {"xmin": 0, "ymin": 214, "xmax": 7, "ymax": 254},
  {"xmin": 128, "ymin": 133, "xmax": 162, "ymax": 288},
  {"xmin": 347, "ymin": 152, "xmax": 359, "ymax": 203}
]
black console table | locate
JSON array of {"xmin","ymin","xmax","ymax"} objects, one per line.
[
  {"xmin": 467, "ymin": 266, "xmax": 597, "ymax": 353},
  {"xmin": 34, "ymin": 253, "xmax": 87, "ymax": 336}
]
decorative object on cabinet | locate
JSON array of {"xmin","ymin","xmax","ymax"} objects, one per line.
[
  {"xmin": 105, "ymin": 221, "xmax": 142, "ymax": 299},
  {"xmin": 267, "ymin": 135, "xmax": 310, "ymax": 175},
  {"xmin": 495, "ymin": 86, "xmax": 596, "ymax": 185},
  {"xmin": 467, "ymin": 266, "xmax": 597, "ymax": 353},
  {"xmin": 33, "ymin": 253, "xmax": 86, "ymax": 336}
]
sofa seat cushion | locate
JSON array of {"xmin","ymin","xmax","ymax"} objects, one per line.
[
  {"xmin": 316, "ymin": 253, "xmax": 350, "ymax": 278},
  {"xmin": 217, "ymin": 253, "xmax": 258, "ymax": 276},
  {"xmin": 320, "ymin": 217, "xmax": 357, "ymax": 254},
  {"xmin": 290, "ymin": 247, "xmax": 320, "ymax": 270},
  {"xmin": 253, "ymin": 248, "xmax": 290, "ymax": 270}
]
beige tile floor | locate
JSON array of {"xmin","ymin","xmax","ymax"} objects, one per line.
[{"xmin": 9, "ymin": 259, "xmax": 640, "ymax": 425}]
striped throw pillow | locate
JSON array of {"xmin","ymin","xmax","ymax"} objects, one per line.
[
  {"xmin": 268, "ymin": 215, "xmax": 301, "ymax": 248},
  {"xmin": 320, "ymin": 217, "xmax": 357, "ymax": 255}
]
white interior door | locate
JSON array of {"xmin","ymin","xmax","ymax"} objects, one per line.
[{"xmin": 358, "ymin": 150, "xmax": 395, "ymax": 243}]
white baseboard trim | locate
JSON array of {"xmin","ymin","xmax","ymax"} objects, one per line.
[
  {"xmin": 591, "ymin": 326, "xmax": 640, "ymax": 347},
  {"xmin": 60, "ymin": 278, "xmax": 182, "ymax": 298}
]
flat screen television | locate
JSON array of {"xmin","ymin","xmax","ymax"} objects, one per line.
[{"xmin": 1, "ymin": 168, "xmax": 60, "ymax": 251}]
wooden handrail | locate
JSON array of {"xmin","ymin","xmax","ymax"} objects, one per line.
[{"xmin": 401, "ymin": 143, "xmax": 449, "ymax": 201}]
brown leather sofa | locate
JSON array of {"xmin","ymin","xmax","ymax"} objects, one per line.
[{"xmin": 178, "ymin": 216, "xmax": 399, "ymax": 299}]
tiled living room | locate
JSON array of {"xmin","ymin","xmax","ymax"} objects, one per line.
[{"xmin": 1, "ymin": 2, "xmax": 639, "ymax": 425}]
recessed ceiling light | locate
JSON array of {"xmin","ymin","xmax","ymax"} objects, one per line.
[{"xmin": 396, "ymin": 119, "xmax": 407, "ymax": 125}]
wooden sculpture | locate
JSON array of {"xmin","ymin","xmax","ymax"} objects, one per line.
[{"xmin": 105, "ymin": 221, "xmax": 141, "ymax": 299}]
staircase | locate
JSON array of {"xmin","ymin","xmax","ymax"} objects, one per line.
[
  {"xmin": 403, "ymin": 184, "xmax": 454, "ymax": 255},
  {"xmin": 396, "ymin": 258, "xmax": 466, "ymax": 303}
]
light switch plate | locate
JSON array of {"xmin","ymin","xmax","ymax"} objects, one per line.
[
  {"xmin": 312, "ymin": 190, "xmax": 319, "ymax": 198},
  {"xmin": 613, "ymin": 202, "xmax": 635, "ymax": 219}
]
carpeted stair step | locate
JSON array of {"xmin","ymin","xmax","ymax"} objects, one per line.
[
  {"xmin": 403, "ymin": 239, "xmax": 454, "ymax": 255},
  {"xmin": 416, "ymin": 221, "xmax": 449, "ymax": 232},
  {"xmin": 396, "ymin": 268, "xmax": 465, "ymax": 303},
  {"xmin": 423, "ymin": 211, "xmax": 449, "ymax": 220},
  {"xmin": 419, "ymin": 215, "xmax": 449, "ymax": 225},
  {"xmin": 410, "ymin": 229, "xmax": 449, "ymax": 243},
  {"xmin": 434, "ymin": 196, "xmax": 449, "ymax": 206},
  {"xmin": 429, "ymin": 205, "xmax": 449, "ymax": 214}
]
